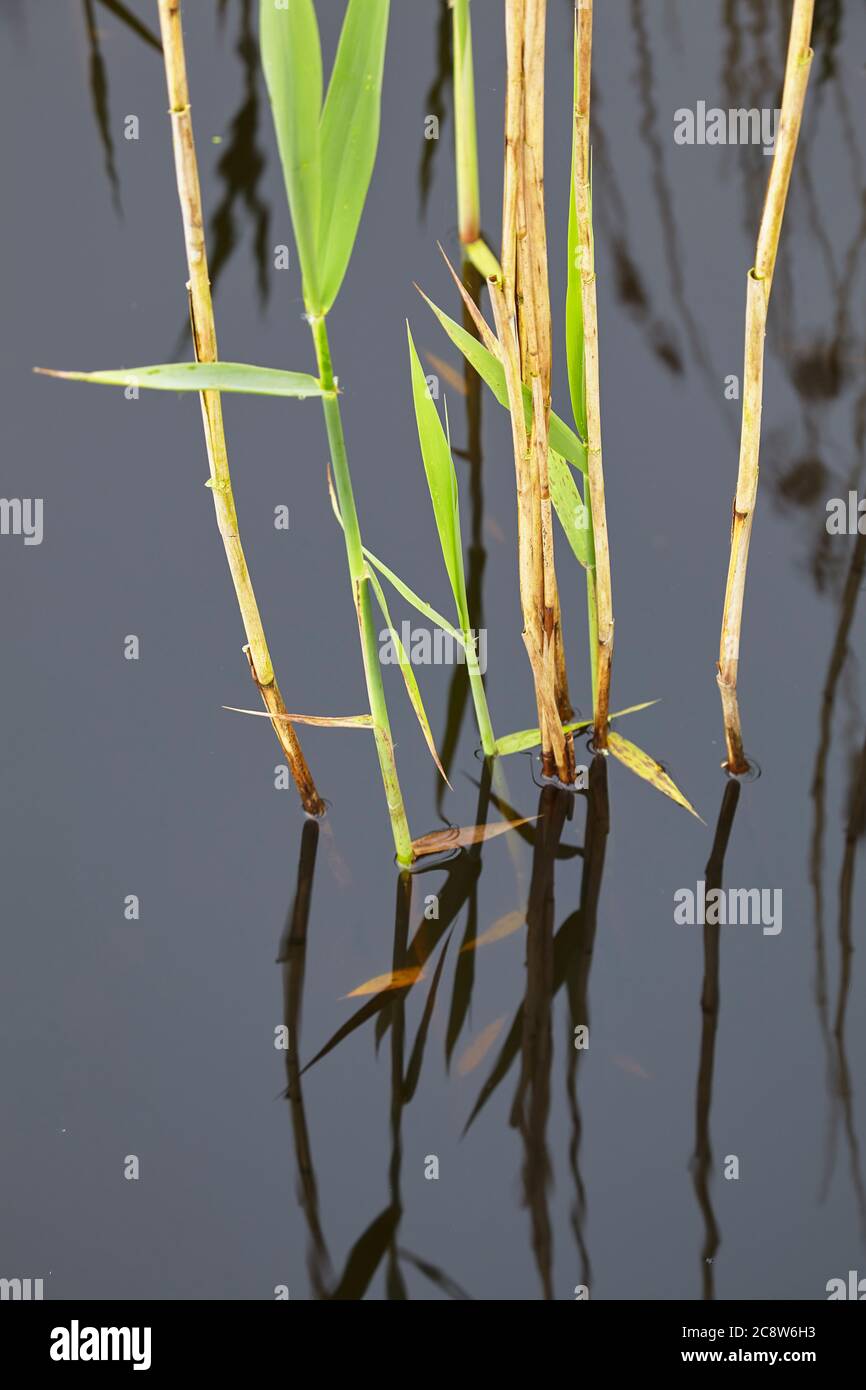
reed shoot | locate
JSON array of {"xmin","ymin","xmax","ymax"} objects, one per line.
[{"xmin": 260, "ymin": 0, "xmax": 421, "ymax": 864}]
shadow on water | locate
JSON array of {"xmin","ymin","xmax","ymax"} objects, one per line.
[
  {"xmin": 416, "ymin": 0, "xmax": 452, "ymax": 226},
  {"xmin": 809, "ymin": 513, "xmax": 866, "ymax": 1239},
  {"xmin": 81, "ymin": 0, "xmax": 123, "ymax": 218},
  {"xmin": 280, "ymin": 753, "xmax": 615, "ymax": 1298},
  {"xmin": 690, "ymin": 777, "xmax": 741, "ymax": 1301},
  {"xmin": 462, "ymin": 755, "xmax": 610, "ymax": 1298},
  {"xmin": 206, "ymin": 0, "xmax": 272, "ymax": 311}
]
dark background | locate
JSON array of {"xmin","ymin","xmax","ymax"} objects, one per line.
[{"xmin": 1, "ymin": 0, "xmax": 864, "ymax": 1299}]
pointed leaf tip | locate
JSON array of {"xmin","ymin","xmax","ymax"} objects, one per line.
[{"xmin": 607, "ymin": 731, "xmax": 702, "ymax": 820}]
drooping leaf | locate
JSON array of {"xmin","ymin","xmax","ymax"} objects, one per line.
[
  {"xmin": 416, "ymin": 288, "xmax": 587, "ymax": 471},
  {"xmin": 318, "ymin": 0, "xmax": 390, "ymax": 312},
  {"xmin": 548, "ymin": 447, "xmax": 593, "ymax": 568},
  {"xmin": 222, "ymin": 706, "xmax": 373, "ymax": 728},
  {"xmin": 607, "ymin": 731, "xmax": 702, "ymax": 819},
  {"xmin": 36, "ymin": 362, "xmax": 327, "ymax": 398},
  {"xmin": 407, "ymin": 323, "xmax": 470, "ymax": 629},
  {"xmin": 494, "ymin": 701, "xmax": 659, "ymax": 757},
  {"xmin": 366, "ymin": 565, "xmax": 451, "ymax": 786},
  {"xmin": 260, "ymin": 0, "xmax": 323, "ymax": 310}
]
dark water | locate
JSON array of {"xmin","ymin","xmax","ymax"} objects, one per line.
[{"xmin": 1, "ymin": 0, "xmax": 864, "ymax": 1300}]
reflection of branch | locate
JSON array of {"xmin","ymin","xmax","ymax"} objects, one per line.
[
  {"xmin": 630, "ymin": 0, "xmax": 717, "ymax": 398},
  {"xmin": 418, "ymin": 0, "xmax": 452, "ymax": 222},
  {"xmin": 691, "ymin": 779, "xmax": 741, "ymax": 1301},
  {"xmin": 208, "ymin": 0, "xmax": 271, "ymax": 310},
  {"xmin": 82, "ymin": 0, "xmax": 122, "ymax": 216},
  {"xmin": 565, "ymin": 755, "xmax": 610, "ymax": 1295},
  {"xmin": 810, "ymin": 531, "xmax": 866, "ymax": 1060},
  {"xmin": 830, "ymin": 726, "xmax": 866, "ymax": 1239},
  {"xmin": 510, "ymin": 785, "xmax": 570, "ymax": 1300},
  {"xmin": 279, "ymin": 821, "xmax": 332, "ymax": 1298}
]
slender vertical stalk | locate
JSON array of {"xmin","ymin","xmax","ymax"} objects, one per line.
[
  {"xmin": 156, "ymin": 0, "xmax": 323, "ymax": 816},
  {"xmin": 452, "ymin": 0, "xmax": 480, "ymax": 247},
  {"xmin": 494, "ymin": 0, "xmax": 575, "ymax": 781},
  {"xmin": 574, "ymin": 0, "xmax": 613, "ymax": 750},
  {"xmin": 717, "ymin": 0, "xmax": 814, "ymax": 773},
  {"xmin": 464, "ymin": 637, "xmax": 496, "ymax": 755},
  {"xmin": 309, "ymin": 316, "xmax": 414, "ymax": 865}
]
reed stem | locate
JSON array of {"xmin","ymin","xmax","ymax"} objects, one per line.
[
  {"xmin": 452, "ymin": 0, "xmax": 480, "ymax": 247},
  {"xmin": 156, "ymin": 0, "xmax": 323, "ymax": 816},
  {"xmin": 309, "ymin": 315, "xmax": 414, "ymax": 865},
  {"xmin": 465, "ymin": 636, "xmax": 496, "ymax": 756},
  {"xmin": 716, "ymin": 0, "xmax": 814, "ymax": 773},
  {"xmin": 493, "ymin": 0, "xmax": 575, "ymax": 782},
  {"xmin": 574, "ymin": 0, "xmax": 613, "ymax": 749}
]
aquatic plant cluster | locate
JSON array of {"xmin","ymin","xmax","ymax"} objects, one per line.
[{"xmin": 40, "ymin": 0, "xmax": 815, "ymax": 864}]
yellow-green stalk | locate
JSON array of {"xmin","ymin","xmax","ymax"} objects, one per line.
[
  {"xmin": 310, "ymin": 317, "xmax": 413, "ymax": 864},
  {"xmin": 452, "ymin": 0, "xmax": 501, "ymax": 280},
  {"xmin": 574, "ymin": 0, "xmax": 613, "ymax": 750}
]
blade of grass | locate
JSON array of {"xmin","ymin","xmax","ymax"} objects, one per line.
[
  {"xmin": 261, "ymin": 1, "xmax": 413, "ymax": 863},
  {"xmin": 318, "ymin": 0, "xmax": 390, "ymax": 311},
  {"xmin": 494, "ymin": 700, "xmax": 658, "ymax": 757},
  {"xmin": 416, "ymin": 286, "xmax": 586, "ymax": 470},
  {"xmin": 366, "ymin": 565, "xmax": 451, "ymax": 787},
  {"xmin": 408, "ymin": 325, "xmax": 496, "ymax": 756},
  {"xmin": 36, "ymin": 362, "xmax": 328, "ymax": 397},
  {"xmin": 259, "ymin": 0, "xmax": 323, "ymax": 311},
  {"xmin": 607, "ymin": 731, "xmax": 701, "ymax": 820}
]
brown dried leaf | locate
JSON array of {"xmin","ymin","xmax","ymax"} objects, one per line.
[{"xmin": 412, "ymin": 816, "xmax": 538, "ymax": 858}]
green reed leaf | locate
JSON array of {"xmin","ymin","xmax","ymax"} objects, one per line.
[
  {"xmin": 36, "ymin": 362, "xmax": 328, "ymax": 397},
  {"xmin": 260, "ymin": 0, "xmax": 323, "ymax": 311},
  {"xmin": 548, "ymin": 447, "xmax": 593, "ymax": 568},
  {"xmin": 417, "ymin": 289, "xmax": 587, "ymax": 471},
  {"xmin": 367, "ymin": 563, "xmax": 450, "ymax": 786},
  {"xmin": 407, "ymin": 323, "xmax": 470, "ymax": 628},
  {"xmin": 318, "ymin": 0, "xmax": 390, "ymax": 312},
  {"xmin": 494, "ymin": 701, "xmax": 659, "ymax": 757}
]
